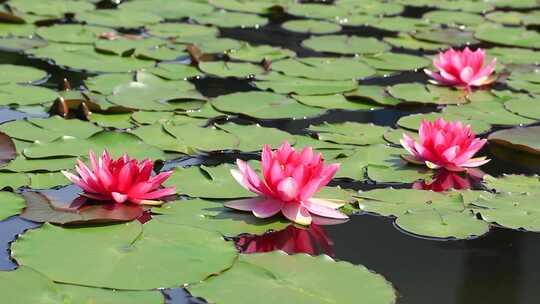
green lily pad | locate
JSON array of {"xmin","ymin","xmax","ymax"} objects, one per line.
[
  {"xmin": 194, "ymin": 11, "xmax": 268, "ymax": 28},
  {"xmin": 483, "ymin": 174, "xmax": 540, "ymax": 194},
  {"xmin": 163, "ymin": 122, "xmax": 240, "ymax": 153},
  {"xmin": 107, "ymin": 72, "xmax": 205, "ymax": 111},
  {"xmin": 177, "ymin": 36, "xmax": 242, "ymax": 54},
  {"xmin": 188, "ymin": 252, "xmax": 396, "ymax": 304},
  {"xmin": 0, "ymin": 266, "xmax": 163, "ymax": 303},
  {"xmin": 360, "ymin": 53, "xmax": 430, "ymax": 71},
  {"xmin": 270, "ymin": 57, "xmax": 375, "ymax": 80},
  {"xmin": 0, "ymin": 191, "xmax": 25, "ymax": 221},
  {"xmin": 165, "ymin": 164, "xmax": 254, "ymax": 199},
  {"xmin": 208, "ymin": 0, "xmax": 288, "ymax": 13},
  {"xmin": 423, "ymin": 10, "xmax": 484, "ymax": 28},
  {"xmin": 120, "ymin": 0, "xmax": 213, "ymax": 19},
  {"xmin": 212, "ymin": 91, "xmax": 324, "ymax": 119},
  {"xmin": 255, "ymin": 73, "xmax": 358, "ymax": 95},
  {"xmin": 309, "ymin": 122, "xmax": 388, "ymax": 146},
  {"xmin": 0, "ymin": 116, "xmax": 102, "ymax": 142},
  {"xmin": 131, "ymin": 111, "xmax": 174, "ymax": 125},
  {"xmin": 293, "ymin": 94, "xmax": 381, "ymax": 110},
  {"xmin": 88, "ymin": 113, "xmax": 134, "ymax": 129},
  {"xmin": 0, "ymin": 83, "xmax": 58, "ymax": 106},
  {"xmin": 365, "ymin": 164, "xmax": 432, "ymax": 183},
  {"xmin": 0, "ymin": 23, "xmax": 36, "ymax": 37},
  {"xmin": 370, "ymin": 17, "xmax": 430, "ymax": 33},
  {"xmin": 0, "ymin": 65, "xmax": 47, "ymax": 84},
  {"xmin": 383, "ymin": 128, "xmax": 419, "ymax": 145},
  {"xmin": 29, "ymin": 43, "xmax": 154, "ymax": 73},
  {"xmin": 357, "ymin": 188, "xmax": 489, "ymax": 239},
  {"xmin": 387, "ymin": 83, "xmax": 469, "ymax": 105},
  {"xmin": 85, "ymin": 73, "xmax": 134, "ymax": 95},
  {"xmin": 413, "ymin": 28, "xmax": 478, "ymax": 45},
  {"xmin": 302, "ymin": 35, "xmax": 390, "ymax": 55},
  {"xmin": 504, "ymin": 98, "xmax": 540, "ymax": 120},
  {"xmin": 488, "ymin": 47, "xmax": 540, "ymax": 65},
  {"xmin": 0, "ymin": 37, "xmax": 47, "ymax": 51},
  {"xmin": 148, "ymin": 63, "xmax": 202, "ymax": 80},
  {"xmin": 488, "ymin": 126, "xmax": 540, "ymax": 155},
  {"xmin": 282, "ymin": 20, "xmax": 341, "ymax": 34},
  {"xmin": 199, "ymin": 61, "xmax": 264, "ymax": 78},
  {"xmin": 77, "ymin": 9, "xmax": 162, "ymax": 28},
  {"xmin": 345, "ymin": 85, "xmax": 402, "ymax": 106},
  {"xmin": 334, "ymin": 144, "xmax": 405, "ymax": 180},
  {"xmin": 154, "ymin": 198, "xmax": 289, "ymax": 236},
  {"xmin": 130, "ymin": 123, "xmax": 189, "ymax": 153},
  {"xmin": 20, "ymin": 190, "xmax": 144, "ymax": 225},
  {"xmin": 2, "ymin": 156, "xmax": 77, "ymax": 172},
  {"xmin": 23, "ymin": 131, "xmax": 167, "ymax": 160},
  {"xmin": 227, "ymin": 43, "xmax": 295, "ymax": 62},
  {"xmin": 0, "ymin": 171, "xmax": 70, "ymax": 189},
  {"xmin": 8, "ymin": 0, "xmax": 94, "ymax": 17},
  {"xmin": 485, "ymin": 11, "xmax": 524, "ymax": 25},
  {"xmin": 218, "ymin": 123, "xmax": 295, "ymax": 151},
  {"xmin": 12, "ymin": 220, "xmax": 237, "ymax": 290},
  {"xmin": 473, "ymin": 193, "xmax": 540, "ymax": 231},
  {"xmin": 442, "ymin": 99, "xmax": 535, "ymax": 126},
  {"xmin": 474, "ymin": 23, "xmax": 540, "ymax": 49},
  {"xmin": 341, "ymin": 0, "xmax": 404, "ymax": 16},
  {"xmin": 396, "ymin": 112, "xmax": 491, "ymax": 134},
  {"xmin": 147, "ymin": 23, "xmax": 218, "ymax": 39},
  {"xmin": 384, "ymin": 33, "xmax": 446, "ymax": 51},
  {"xmin": 36, "ymin": 24, "xmax": 108, "ymax": 44}
]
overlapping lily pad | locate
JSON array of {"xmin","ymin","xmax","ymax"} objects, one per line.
[
  {"xmin": 188, "ymin": 252, "xmax": 397, "ymax": 304},
  {"xmin": 12, "ymin": 220, "xmax": 238, "ymax": 289},
  {"xmin": 357, "ymin": 188, "xmax": 490, "ymax": 239},
  {"xmin": 488, "ymin": 126, "xmax": 540, "ymax": 155}
]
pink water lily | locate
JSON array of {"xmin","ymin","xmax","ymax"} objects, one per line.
[
  {"xmin": 62, "ymin": 150, "xmax": 176, "ymax": 206},
  {"xmin": 424, "ymin": 47, "xmax": 496, "ymax": 90},
  {"xmin": 400, "ymin": 118, "xmax": 490, "ymax": 171},
  {"xmin": 225, "ymin": 141, "xmax": 347, "ymax": 225}
]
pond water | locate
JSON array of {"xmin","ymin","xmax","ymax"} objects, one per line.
[{"xmin": 0, "ymin": 0, "xmax": 539, "ymax": 303}]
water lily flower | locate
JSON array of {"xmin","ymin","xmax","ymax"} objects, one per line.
[
  {"xmin": 424, "ymin": 47, "xmax": 496, "ymax": 90},
  {"xmin": 62, "ymin": 150, "xmax": 176, "ymax": 206},
  {"xmin": 225, "ymin": 141, "xmax": 348, "ymax": 225},
  {"xmin": 400, "ymin": 118, "xmax": 490, "ymax": 171},
  {"xmin": 235, "ymin": 224, "xmax": 334, "ymax": 256}
]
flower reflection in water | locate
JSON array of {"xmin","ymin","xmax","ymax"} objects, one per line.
[
  {"xmin": 235, "ymin": 224, "xmax": 335, "ymax": 257},
  {"xmin": 413, "ymin": 169, "xmax": 484, "ymax": 192}
]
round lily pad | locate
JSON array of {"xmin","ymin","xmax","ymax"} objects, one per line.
[
  {"xmin": 270, "ymin": 57, "xmax": 375, "ymax": 80},
  {"xmin": 413, "ymin": 28, "xmax": 478, "ymax": 45},
  {"xmin": 36, "ymin": 24, "xmax": 108, "ymax": 44},
  {"xmin": 211, "ymin": 91, "xmax": 324, "ymax": 119},
  {"xmin": 361, "ymin": 53, "xmax": 430, "ymax": 71},
  {"xmin": 423, "ymin": 10, "xmax": 484, "ymax": 27},
  {"xmin": 293, "ymin": 94, "xmax": 381, "ymax": 110},
  {"xmin": 474, "ymin": 23, "xmax": 540, "ymax": 49},
  {"xmin": 0, "ymin": 65, "xmax": 47, "ymax": 84},
  {"xmin": 0, "ymin": 37, "xmax": 47, "ymax": 52},
  {"xmin": 0, "ymin": 83, "xmax": 58, "ymax": 106},
  {"xmin": 77, "ymin": 9, "xmax": 162, "ymax": 28},
  {"xmin": 357, "ymin": 188, "xmax": 490, "ymax": 239},
  {"xmin": 227, "ymin": 43, "xmax": 295, "ymax": 62},
  {"xmin": 302, "ymin": 35, "xmax": 390, "ymax": 55},
  {"xmin": 120, "ymin": 0, "xmax": 213, "ymax": 19},
  {"xmin": 0, "ymin": 116, "xmax": 102, "ymax": 142},
  {"xmin": 194, "ymin": 11, "xmax": 268, "ymax": 28},
  {"xmin": 488, "ymin": 126, "xmax": 540, "ymax": 155},
  {"xmin": 473, "ymin": 193, "xmax": 540, "ymax": 232},
  {"xmin": 199, "ymin": 61, "xmax": 264, "ymax": 78},
  {"xmin": 254, "ymin": 74, "xmax": 358, "ymax": 95},
  {"xmin": 282, "ymin": 20, "xmax": 341, "ymax": 34},
  {"xmin": 309, "ymin": 122, "xmax": 388, "ymax": 146},
  {"xmin": 483, "ymin": 174, "xmax": 540, "ymax": 194},
  {"xmin": 148, "ymin": 63, "xmax": 202, "ymax": 80},
  {"xmin": 504, "ymin": 98, "xmax": 540, "ymax": 120},
  {"xmin": 8, "ymin": 0, "xmax": 94, "ymax": 18},
  {"xmin": 188, "ymin": 252, "xmax": 397, "ymax": 304},
  {"xmin": 217, "ymin": 123, "xmax": 296, "ymax": 151},
  {"xmin": 286, "ymin": 3, "xmax": 348, "ymax": 20},
  {"xmin": 387, "ymin": 83, "xmax": 469, "ymax": 105},
  {"xmin": 154, "ymin": 198, "xmax": 289, "ymax": 236},
  {"xmin": 0, "ymin": 191, "xmax": 25, "ymax": 221},
  {"xmin": 12, "ymin": 220, "xmax": 237, "ymax": 290}
]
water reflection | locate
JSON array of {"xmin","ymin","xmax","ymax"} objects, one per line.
[
  {"xmin": 413, "ymin": 169, "xmax": 483, "ymax": 192},
  {"xmin": 235, "ymin": 224, "xmax": 334, "ymax": 256}
]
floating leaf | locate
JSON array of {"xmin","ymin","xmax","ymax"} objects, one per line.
[
  {"xmin": 293, "ymin": 94, "xmax": 381, "ymax": 110},
  {"xmin": 189, "ymin": 252, "xmax": 397, "ymax": 304},
  {"xmin": 483, "ymin": 174, "xmax": 540, "ymax": 194},
  {"xmin": 218, "ymin": 123, "xmax": 296, "ymax": 151},
  {"xmin": 23, "ymin": 131, "xmax": 167, "ymax": 160},
  {"xmin": 488, "ymin": 126, "xmax": 540, "ymax": 155},
  {"xmin": 413, "ymin": 28, "xmax": 478, "ymax": 45},
  {"xmin": 282, "ymin": 19, "xmax": 341, "ymax": 34},
  {"xmin": 345, "ymin": 85, "xmax": 401, "ymax": 106},
  {"xmin": 199, "ymin": 61, "xmax": 264, "ymax": 78},
  {"xmin": 36, "ymin": 24, "xmax": 109, "ymax": 44},
  {"xmin": 0, "ymin": 83, "xmax": 58, "ymax": 106},
  {"xmin": 9, "ymin": 0, "xmax": 93, "ymax": 18},
  {"xmin": 20, "ymin": 189, "xmax": 144, "ymax": 225},
  {"xmin": 357, "ymin": 188, "xmax": 489, "ymax": 239},
  {"xmin": 384, "ymin": 33, "xmax": 445, "ymax": 51},
  {"xmin": 0, "ymin": 37, "xmax": 47, "ymax": 51},
  {"xmin": 148, "ymin": 63, "xmax": 202, "ymax": 80},
  {"xmin": 473, "ymin": 193, "xmax": 540, "ymax": 231},
  {"xmin": 270, "ymin": 57, "xmax": 375, "ymax": 80},
  {"xmin": 2, "ymin": 156, "xmax": 77, "ymax": 172},
  {"xmin": 0, "ymin": 191, "xmax": 25, "ymax": 221},
  {"xmin": 194, "ymin": 11, "xmax": 268, "ymax": 28},
  {"xmin": 387, "ymin": 83, "xmax": 469, "ymax": 105},
  {"xmin": 77, "ymin": 9, "xmax": 162, "ymax": 28},
  {"xmin": 154, "ymin": 198, "xmax": 289, "ymax": 236},
  {"xmin": 0, "ymin": 65, "xmax": 47, "ymax": 84},
  {"xmin": 504, "ymin": 98, "xmax": 540, "ymax": 120},
  {"xmin": 442, "ymin": 99, "xmax": 535, "ymax": 126},
  {"xmin": 360, "ymin": 53, "xmax": 430, "ymax": 71},
  {"xmin": 423, "ymin": 10, "xmax": 484, "ymax": 27},
  {"xmin": 0, "ymin": 116, "xmax": 102, "ymax": 142},
  {"xmin": 147, "ymin": 23, "xmax": 217, "ymax": 39},
  {"xmin": 212, "ymin": 91, "xmax": 324, "ymax": 119},
  {"xmin": 227, "ymin": 43, "xmax": 295, "ymax": 62},
  {"xmin": 302, "ymin": 35, "xmax": 390, "ymax": 55},
  {"xmin": 120, "ymin": 0, "xmax": 213, "ymax": 19},
  {"xmin": 255, "ymin": 73, "xmax": 358, "ymax": 95},
  {"xmin": 309, "ymin": 122, "xmax": 388, "ymax": 146},
  {"xmin": 88, "ymin": 113, "xmax": 134, "ymax": 129},
  {"xmin": 163, "ymin": 122, "xmax": 239, "ymax": 152},
  {"xmin": 12, "ymin": 220, "xmax": 237, "ymax": 289},
  {"xmin": 474, "ymin": 23, "xmax": 540, "ymax": 49}
]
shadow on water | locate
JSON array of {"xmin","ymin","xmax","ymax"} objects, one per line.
[{"xmin": 324, "ymin": 215, "xmax": 540, "ymax": 304}]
